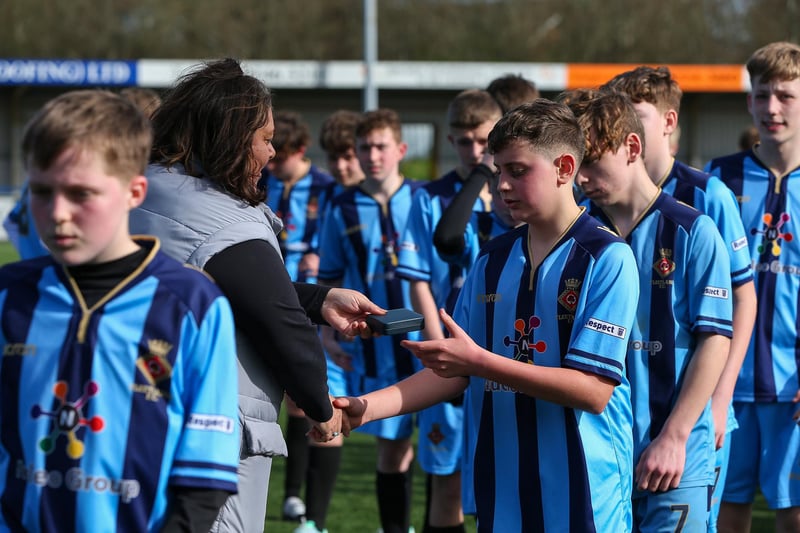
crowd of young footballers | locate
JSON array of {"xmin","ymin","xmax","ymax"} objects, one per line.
[{"xmin": 1, "ymin": 40, "xmax": 798, "ymax": 533}]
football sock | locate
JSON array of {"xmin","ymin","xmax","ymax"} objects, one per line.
[
  {"xmin": 423, "ymin": 526, "xmax": 466, "ymax": 533},
  {"xmin": 422, "ymin": 471, "xmax": 465, "ymax": 533},
  {"xmin": 283, "ymin": 415, "xmax": 310, "ymax": 499},
  {"xmin": 376, "ymin": 469, "xmax": 413, "ymax": 533},
  {"xmin": 304, "ymin": 445, "xmax": 342, "ymax": 530},
  {"xmin": 423, "ymin": 473, "xmax": 432, "ymax": 527}
]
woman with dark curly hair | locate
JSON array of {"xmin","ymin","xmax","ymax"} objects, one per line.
[{"xmin": 131, "ymin": 58, "xmax": 383, "ymax": 533}]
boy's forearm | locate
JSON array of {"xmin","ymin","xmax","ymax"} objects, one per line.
[
  {"xmin": 712, "ymin": 281, "xmax": 756, "ymax": 407},
  {"xmin": 409, "ymin": 280, "xmax": 444, "ymax": 341},
  {"xmin": 661, "ymin": 333, "xmax": 730, "ymax": 440},
  {"xmin": 478, "ymin": 354, "xmax": 616, "ymax": 414},
  {"xmin": 360, "ymin": 369, "xmax": 467, "ymax": 422}
]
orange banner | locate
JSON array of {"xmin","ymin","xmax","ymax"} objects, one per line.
[{"xmin": 566, "ymin": 64, "xmax": 747, "ymax": 92}]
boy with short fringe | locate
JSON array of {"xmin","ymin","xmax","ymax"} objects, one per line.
[
  {"xmin": 0, "ymin": 90, "xmax": 239, "ymax": 532},
  {"xmin": 337, "ymin": 99, "xmax": 640, "ymax": 532},
  {"xmin": 603, "ymin": 65, "xmax": 757, "ymax": 533},
  {"xmin": 397, "ymin": 88, "xmax": 502, "ymax": 533},
  {"xmin": 318, "ymin": 108, "xmax": 421, "ymax": 533},
  {"xmin": 319, "ymin": 109, "xmax": 366, "ymax": 189},
  {"xmin": 568, "ymin": 90, "xmax": 733, "ymax": 531},
  {"xmin": 705, "ymin": 41, "xmax": 800, "ymax": 533}
]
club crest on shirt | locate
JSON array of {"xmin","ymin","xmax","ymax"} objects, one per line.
[
  {"xmin": 133, "ymin": 339, "xmax": 173, "ymax": 402},
  {"xmin": 306, "ymin": 196, "xmax": 320, "ymax": 220},
  {"xmin": 752, "ymin": 212, "xmax": 793, "ymax": 256},
  {"xmin": 503, "ymin": 316, "xmax": 547, "ymax": 363},
  {"xmin": 557, "ymin": 278, "xmax": 581, "ymax": 315},
  {"xmin": 427, "ymin": 423, "xmax": 445, "ymax": 445},
  {"xmin": 654, "ymin": 248, "xmax": 676, "ymax": 278}
]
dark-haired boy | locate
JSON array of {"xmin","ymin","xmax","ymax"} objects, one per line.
[{"xmin": 337, "ymin": 99, "xmax": 640, "ymax": 531}]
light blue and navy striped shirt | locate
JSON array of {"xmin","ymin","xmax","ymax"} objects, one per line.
[
  {"xmin": 0, "ymin": 241, "xmax": 239, "ymax": 532},
  {"xmin": 455, "ymin": 212, "xmax": 638, "ymax": 532},
  {"xmin": 264, "ymin": 165, "xmax": 335, "ymax": 282},
  {"xmin": 706, "ymin": 150, "xmax": 800, "ymax": 402},
  {"xmin": 318, "ymin": 179, "xmax": 422, "ymax": 382},
  {"xmin": 589, "ymin": 192, "xmax": 733, "ymax": 490}
]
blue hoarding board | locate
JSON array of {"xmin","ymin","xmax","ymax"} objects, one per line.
[{"xmin": 0, "ymin": 59, "xmax": 136, "ymax": 86}]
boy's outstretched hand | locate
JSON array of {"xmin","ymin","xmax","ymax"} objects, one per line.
[
  {"xmin": 401, "ymin": 308, "xmax": 481, "ymax": 378},
  {"xmin": 331, "ymin": 396, "xmax": 367, "ymax": 437}
]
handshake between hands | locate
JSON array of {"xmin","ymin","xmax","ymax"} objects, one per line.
[{"xmin": 306, "ymin": 396, "xmax": 367, "ymax": 442}]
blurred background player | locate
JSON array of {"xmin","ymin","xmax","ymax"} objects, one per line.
[
  {"xmin": 320, "ymin": 109, "xmax": 367, "ymax": 189},
  {"xmin": 485, "ymin": 73, "xmax": 540, "ymax": 115},
  {"xmin": 431, "ymin": 74, "xmax": 541, "ymax": 265},
  {"xmin": 705, "ymin": 41, "xmax": 800, "ymax": 533},
  {"xmin": 318, "ymin": 109, "xmax": 421, "ymax": 533},
  {"xmin": 396, "ymin": 89, "xmax": 502, "ymax": 533},
  {"xmin": 263, "ymin": 110, "xmax": 335, "ymax": 284},
  {"xmin": 603, "ymin": 65, "xmax": 757, "ymax": 533}
]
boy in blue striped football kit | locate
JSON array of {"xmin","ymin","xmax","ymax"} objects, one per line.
[
  {"xmin": 318, "ymin": 108, "xmax": 422, "ymax": 533},
  {"xmin": 705, "ymin": 41, "xmax": 800, "ymax": 533},
  {"xmin": 0, "ymin": 90, "xmax": 239, "ymax": 532},
  {"xmin": 263, "ymin": 110, "xmax": 335, "ymax": 284},
  {"xmin": 336, "ymin": 99, "xmax": 640, "ymax": 532},
  {"xmin": 569, "ymin": 90, "xmax": 733, "ymax": 532},
  {"xmin": 603, "ymin": 65, "xmax": 757, "ymax": 533}
]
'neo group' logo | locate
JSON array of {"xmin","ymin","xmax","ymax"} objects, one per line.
[
  {"xmin": 31, "ymin": 380, "xmax": 105, "ymax": 460},
  {"xmin": 503, "ymin": 316, "xmax": 547, "ymax": 363},
  {"xmin": 752, "ymin": 212, "xmax": 793, "ymax": 256}
]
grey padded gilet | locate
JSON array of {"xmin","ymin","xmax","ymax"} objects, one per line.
[{"xmin": 130, "ymin": 163, "xmax": 289, "ymax": 458}]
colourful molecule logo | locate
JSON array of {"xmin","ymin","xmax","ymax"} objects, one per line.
[
  {"xmin": 752, "ymin": 212, "xmax": 793, "ymax": 256},
  {"xmin": 503, "ymin": 316, "xmax": 547, "ymax": 363},
  {"xmin": 31, "ymin": 380, "xmax": 104, "ymax": 459}
]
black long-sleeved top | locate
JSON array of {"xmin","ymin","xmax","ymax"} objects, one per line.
[
  {"xmin": 432, "ymin": 163, "xmax": 494, "ymax": 258},
  {"xmin": 204, "ymin": 239, "xmax": 333, "ymax": 423}
]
